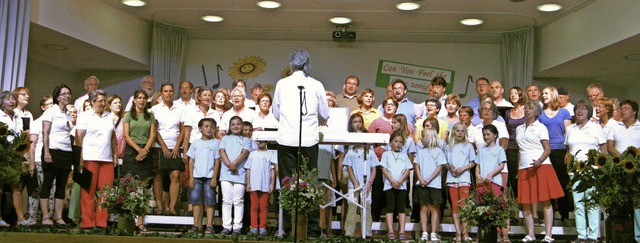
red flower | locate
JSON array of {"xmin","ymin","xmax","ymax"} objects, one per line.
[{"xmin": 116, "ymin": 195, "xmax": 125, "ymax": 204}]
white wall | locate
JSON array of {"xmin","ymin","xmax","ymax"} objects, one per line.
[
  {"xmin": 183, "ymin": 40, "xmax": 501, "ymax": 105},
  {"xmin": 31, "ymin": 0, "xmax": 151, "ymax": 65},
  {"xmin": 536, "ymin": 0, "xmax": 640, "ymax": 72}
]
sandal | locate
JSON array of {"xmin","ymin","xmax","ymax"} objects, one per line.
[
  {"xmin": 54, "ymin": 218, "xmax": 67, "ymax": 227},
  {"xmin": 0, "ymin": 220, "xmax": 9, "ymax": 227},
  {"xmin": 387, "ymin": 232, "xmax": 396, "ymax": 240},
  {"xmin": 137, "ymin": 223, "xmax": 148, "ymax": 232},
  {"xmin": 398, "ymin": 233, "xmax": 406, "ymax": 240},
  {"xmin": 17, "ymin": 220, "xmax": 35, "ymax": 226},
  {"xmin": 204, "ymin": 226, "xmax": 213, "ymax": 234},
  {"xmin": 41, "ymin": 218, "xmax": 53, "ymax": 226},
  {"xmin": 189, "ymin": 225, "xmax": 199, "ymax": 233}
]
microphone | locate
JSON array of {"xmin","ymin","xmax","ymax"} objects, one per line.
[{"xmin": 298, "ymin": 86, "xmax": 305, "ymax": 90}]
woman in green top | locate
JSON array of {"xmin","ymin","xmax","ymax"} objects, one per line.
[{"xmin": 123, "ymin": 89, "xmax": 156, "ymax": 231}]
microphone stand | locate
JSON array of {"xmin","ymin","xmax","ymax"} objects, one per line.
[{"xmin": 294, "ymin": 85, "xmax": 304, "ymax": 242}]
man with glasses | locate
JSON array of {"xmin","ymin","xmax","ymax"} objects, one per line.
[
  {"xmin": 74, "ymin": 76, "xmax": 99, "ymax": 113},
  {"xmin": 587, "ymin": 83, "xmax": 605, "ymax": 120},
  {"xmin": 466, "ymin": 77, "xmax": 490, "ymax": 125},
  {"xmin": 125, "ymin": 75, "xmax": 155, "ymax": 112},
  {"xmin": 385, "ymin": 79, "xmax": 416, "ymax": 132}
]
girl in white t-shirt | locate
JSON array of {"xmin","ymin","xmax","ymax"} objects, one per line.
[
  {"xmin": 475, "ymin": 124, "xmax": 506, "ymax": 196},
  {"xmin": 414, "ymin": 128, "xmax": 447, "ymax": 242},
  {"xmin": 445, "ymin": 122, "xmax": 476, "ymax": 242},
  {"xmin": 380, "ymin": 133, "xmax": 412, "ymax": 240}
]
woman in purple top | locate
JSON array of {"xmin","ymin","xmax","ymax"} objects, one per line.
[
  {"xmin": 505, "ymin": 87, "xmax": 527, "ymax": 203},
  {"xmin": 538, "ymin": 85, "xmax": 572, "ymax": 225}
]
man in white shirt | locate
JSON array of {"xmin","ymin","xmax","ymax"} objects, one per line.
[
  {"xmin": 174, "ymin": 81, "xmax": 196, "ymax": 110},
  {"xmin": 490, "ymin": 80, "xmax": 513, "ymax": 119},
  {"xmin": 587, "ymin": 83, "xmax": 605, "ymax": 121},
  {"xmin": 231, "ymin": 79, "xmax": 256, "ymax": 110},
  {"xmin": 272, "ymin": 49, "xmax": 330, "ymax": 237},
  {"xmin": 250, "ymin": 83, "xmax": 264, "ymax": 104},
  {"xmin": 557, "ymin": 86, "xmax": 575, "ymax": 117},
  {"xmin": 73, "ymin": 76, "xmax": 99, "ymax": 112},
  {"xmin": 125, "ymin": 75, "xmax": 155, "ymax": 112}
]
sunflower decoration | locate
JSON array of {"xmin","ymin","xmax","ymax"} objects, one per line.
[
  {"xmin": 13, "ymin": 134, "xmax": 31, "ymax": 155},
  {"xmin": 576, "ymin": 161, "xmax": 588, "ymax": 172},
  {"xmin": 0, "ymin": 123, "xmax": 8, "ymax": 138},
  {"xmin": 612, "ymin": 156, "xmax": 622, "ymax": 165},
  {"xmin": 622, "ymin": 159, "xmax": 638, "ymax": 174},
  {"xmin": 228, "ymin": 56, "xmax": 267, "ymax": 81},
  {"xmin": 280, "ymin": 67, "xmax": 292, "ymax": 78},
  {"xmin": 621, "ymin": 146, "xmax": 639, "ymax": 159},
  {"xmin": 262, "ymin": 84, "xmax": 274, "ymax": 94},
  {"xmin": 595, "ymin": 154, "xmax": 608, "ymax": 168},
  {"xmin": 565, "ymin": 152, "xmax": 574, "ymax": 171}
]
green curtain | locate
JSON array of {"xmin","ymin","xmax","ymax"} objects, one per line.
[
  {"xmin": 501, "ymin": 27, "xmax": 534, "ymax": 89},
  {"xmin": 151, "ymin": 21, "xmax": 187, "ymax": 88},
  {"xmin": 0, "ymin": 0, "xmax": 29, "ymax": 91}
]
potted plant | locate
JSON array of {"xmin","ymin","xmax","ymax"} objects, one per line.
[
  {"xmin": 279, "ymin": 162, "xmax": 325, "ymax": 241},
  {"xmin": 98, "ymin": 175, "xmax": 152, "ymax": 235},
  {"xmin": 0, "ymin": 123, "xmax": 30, "ymax": 184},
  {"xmin": 568, "ymin": 147, "xmax": 640, "ymax": 242},
  {"xmin": 459, "ymin": 187, "xmax": 518, "ymax": 242}
]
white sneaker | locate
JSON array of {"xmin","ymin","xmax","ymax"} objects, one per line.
[
  {"xmin": 430, "ymin": 232, "xmax": 440, "ymax": 241},
  {"xmin": 420, "ymin": 232, "xmax": 429, "ymax": 241}
]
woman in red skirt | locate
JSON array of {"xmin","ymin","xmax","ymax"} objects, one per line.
[{"xmin": 515, "ymin": 101, "xmax": 565, "ymax": 242}]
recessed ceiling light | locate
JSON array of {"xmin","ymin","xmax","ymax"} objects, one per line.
[
  {"xmin": 625, "ymin": 53, "xmax": 640, "ymax": 60},
  {"xmin": 395, "ymin": 2, "xmax": 421, "ymax": 11},
  {"xmin": 201, "ymin": 15, "xmax": 224, "ymax": 23},
  {"xmin": 41, "ymin": 44, "xmax": 68, "ymax": 52},
  {"xmin": 256, "ymin": 1, "xmax": 281, "ymax": 9},
  {"xmin": 460, "ymin": 18, "xmax": 483, "ymax": 26},
  {"xmin": 537, "ymin": 4, "xmax": 563, "ymax": 12},
  {"xmin": 121, "ymin": 0, "xmax": 146, "ymax": 7},
  {"xmin": 329, "ymin": 17, "xmax": 352, "ymax": 25}
]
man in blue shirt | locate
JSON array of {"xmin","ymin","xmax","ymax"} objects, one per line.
[
  {"xmin": 388, "ymin": 79, "xmax": 416, "ymax": 132},
  {"xmin": 466, "ymin": 77, "xmax": 490, "ymax": 125}
]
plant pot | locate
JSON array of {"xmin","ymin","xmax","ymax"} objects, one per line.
[
  {"xmin": 117, "ymin": 217, "xmax": 136, "ymax": 235},
  {"xmin": 292, "ymin": 213, "xmax": 308, "ymax": 241},
  {"xmin": 605, "ymin": 209, "xmax": 635, "ymax": 243},
  {"xmin": 478, "ymin": 227, "xmax": 498, "ymax": 243}
]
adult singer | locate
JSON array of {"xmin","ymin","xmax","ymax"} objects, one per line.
[{"xmin": 272, "ymin": 49, "xmax": 330, "ymax": 238}]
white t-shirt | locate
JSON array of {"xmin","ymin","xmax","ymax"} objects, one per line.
[
  {"xmin": 414, "ymin": 147, "xmax": 447, "ymax": 189},
  {"xmin": 476, "ymin": 144, "xmax": 507, "ymax": 186},
  {"xmin": 608, "ymin": 120, "xmax": 640, "ymax": 153},
  {"xmin": 151, "ymin": 102, "xmax": 184, "ymax": 149},
  {"xmin": 183, "ymin": 106, "xmax": 218, "ymax": 144},
  {"xmin": 472, "ymin": 120, "xmax": 509, "ymax": 149},
  {"xmin": 186, "ymin": 138, "xmax": 220, "ymax": 178},
  {"xmin": 40, "ymin": 105, "xmax": 72, "ymax": 151},
  {"xmin": 218, "ymin": 107, "xmax": 256, "ymax": 132},
  {"xmin": 30, "ymin": 116, "xmax": 44, "ymax": 162},
  {"xmin": 565, "ymin": 122, "xmax": 606, "ymax": 161},
  {"xmin": 252, "ymin": 111, "xmax": 279, "ymax": 130},
  {"xmin": 516, "ymin": 120, "xmax": 551, "ymax": 169},
  {"xmin": 73, "ymin": 94, "xmax": 89, "ymax": 113},
  {"xmin": 174, "ymin": 98, "xmax": 197, "ymax": 111},
  {"xmin": 14, "ymin": 108, "xmax": 33, "ymax": 130},
  {"xmin": 76, "ymin": 109, "xmax": 115, "ymax": 162},
  {"xmin": 272, "ymin": 70, "xmax": 330, "ymax": 147},
  {"xmin": 244, "ymin": 150, "xmax": 277, "ymax": 192},
  {"xmin": 601, "ymin": 118, "xmax": 618, "ymax": 139}
]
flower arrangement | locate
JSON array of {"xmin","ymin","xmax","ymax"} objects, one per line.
[
  {"xmin": 0, "ymin": 123, "xmax": 30, "ymax": 184},
  {"xmin": 458, "ymin": 187, "xmax": 518, "ymax": 229},
  {"xmin": 99, "ymin": 175, "xmax": 152, "ymax": 219},
  {"xmin": 567, "ymin": 146, "xmax": 640, "ymax": 210},
  {"xmin": 279, "ymin": 161, "xmax": 324, "ymax": 216}
]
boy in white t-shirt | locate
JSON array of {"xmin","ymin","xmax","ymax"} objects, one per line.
[
  {"xmin": 187, "ymin": 118, "xmax": 220, "ymax": 235},
  {"xmin": 244, "ymin": 140, "xmax": 277, "ymax": 235}
]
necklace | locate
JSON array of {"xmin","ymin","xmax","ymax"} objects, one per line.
[{"xmin": 391, "ymin": 151, "xmax": 403, "ymax": 163}]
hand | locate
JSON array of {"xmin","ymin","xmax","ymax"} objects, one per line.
[
  {"xmin": 138, "ymin": 148, "xmax": 148, "ymax": 158},
  {"xmin": 29, "ymin": 163, "xmax": 35, "ymax": 176},
  {"xmin": 354, "ymin": 182, "xmax": 360, "ymax": 190},
  {"xmin": 269, "ymin": 185, "xmax": 274, "ymax": 194},
  {"xmin": 113, "ymin": 157, "xmax": 118, "ymax": 166},
  {"xmin": 391, "ymin": 180, "xmax": 400, "ymax": 189},
  {"xmin": 530, "ymin": 159, "xmax": 540, "ymax": 168},
  {"xmin": 420, "ymin": 179, "xmax": 428, "ymax": 187},
  {"xmin": 485, "ymin": 176, "xmax": 492, "ymax": 183},
  {"xmin": 476, "ymin": 177, "xmax": 484, "ymax": 185},
  {"xmin": 189, "ymin": 178, "xmax": 195, "ymax": 189},
  {"xmin": 209, "ymin": 179, "xmax": 217, "ymax": 188},
  {"xmin": 366, "ymin": 183, "xmax": 372, "ymax": 193},
  {"xmin": 135, "ymin": 154, "xmax": 144, "ymax": 161},
  {"xmin": 162, "ymin": 147, "xmax": 171, "ymax": 157},
  {"xmin": 228, "ymin": 163, "xmax": 237, "ymax": 172},
  {"xmin": 331, "ymin": 181, "xmax": 337, "ymax": 188},
  {"xmin": 44, "ymin": 151, "xmax": 53, "ymax": 163},
  {"xmin": 171, "ymin": 148, "xmax": 180, "ymax": 158},
  {"xmin": 182, "ymin": 153, "xmax": 189, "ymax": 163},
  {"xmin": 246, "ymin": 184, "xmax": 251, "ymax": 192}
]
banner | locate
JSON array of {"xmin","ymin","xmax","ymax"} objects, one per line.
[{"xmin": 375, "ymin": 59, "xmax": 455, "ymax": 95}]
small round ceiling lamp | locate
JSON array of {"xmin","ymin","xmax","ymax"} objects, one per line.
[
  {"xmin": 121, "ymin": 0, "xmax": 146, "ymax": 7},
  {"xmin": 460, "ymin": 18, "xmax": 484, "ymax": 26},
  {"xmin": 537, "ymin": 4, "xmax": 563, "ymax": 12},
  {"xmin": 201, "ymin": 15, "xmax": 224, "ymax": 23},
  {"xmin": 395, "ymin": 2, "xmax": 421, "ymax": 11},
  {"xmin": 256, "ymin": 1, "xmax": 281, "ymax": 9},
  {"xmin": 329, "ymin": 17, "xmax": 353, "ymax": 25}
]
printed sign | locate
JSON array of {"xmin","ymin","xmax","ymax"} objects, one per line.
[{"xmin": 376, "ymin": 59, "xmax": 455, "ymax": 95}]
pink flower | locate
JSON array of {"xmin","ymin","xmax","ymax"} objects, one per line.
[{"xmin": 116, "ymin": 195, "xmax": 125, "ymax": 204}]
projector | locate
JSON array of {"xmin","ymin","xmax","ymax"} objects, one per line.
[{"xmin": 333, "ymin": 31, "xmax": 356, "ymax": 42}]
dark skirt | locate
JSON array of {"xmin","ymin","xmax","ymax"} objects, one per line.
[
  {"xmin": 121, "ymin": 144, "xmax": 154, "ymax": 179},
  {"xmin": 158, "ymin": 148, "xmax": 185, "ymax": 171}
]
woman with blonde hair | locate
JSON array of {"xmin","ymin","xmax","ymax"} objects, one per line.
[{"xmin": 350, "ymin": 88, "xmax": 381, "ymax": 130}]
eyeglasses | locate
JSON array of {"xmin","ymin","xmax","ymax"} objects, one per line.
[{"xmin": 59, "ymin": 92, "xmax": 71, "ymax": 97}]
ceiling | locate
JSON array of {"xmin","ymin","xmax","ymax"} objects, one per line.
[
  {"xmin": 28, "ymin": 0, "xmax": 640, "ymax": 89},
  {"xmin": 103, "ymin": 0, "xmax": 594, "ymax": 42}
]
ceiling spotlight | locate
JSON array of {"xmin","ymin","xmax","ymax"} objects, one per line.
[
  {"xmin": 121, "ymin": 0, "xmax": 146, "ymax": 7},
  {"xmin": 625, "ymin": 53, "xmax": 640, "ymax": 60},
  {"xmin": 537, "ymin": 4, "xmax": 563, "ymax": 12},
  {"xmin": 257, "ymin": 1, "xmax": 281, "ymax": 9},
  {"xmin": 395, "ymin": 2, "xmax": 421, "ymax": 11},
  {"xmin": 329, "ymin": 17, "xmax": 353, "ymax": 25},
  {"xmin": 460, "ymin": 18, "xmax": 483, "ymax": 26},
  {"xmin": 201, "ymin": 15, "xmax": 224, "ymax": 23}
]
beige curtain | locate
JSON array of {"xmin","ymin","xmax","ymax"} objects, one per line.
[
  {"xmin": 151, "ymin": 21, "xmax": 187, "ymax": 88},
  {"xmin": 501, "ymin": 27, "xmax": 534, "ymax": 89}
]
